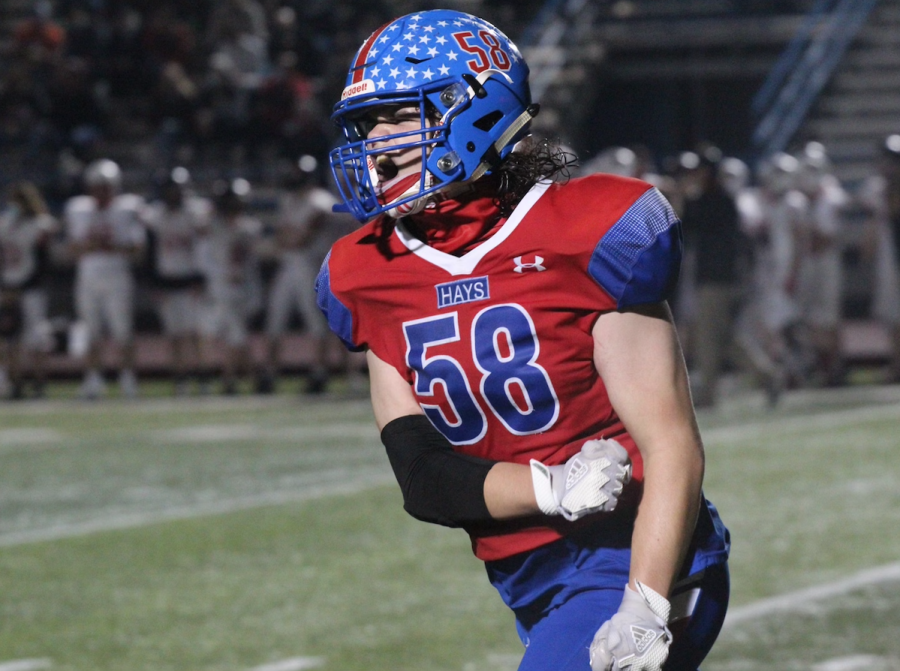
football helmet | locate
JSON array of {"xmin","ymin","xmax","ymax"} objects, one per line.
[
  {"xmin": 329, "ymin": 10, "xmax": 538, "ymax": 222},
  {"xmin": 757, "ymin": 152, "xmax": 799, "ymax": 195},
  {"xmin": 718, "ymin": 157, "xmax": 750, "ymax": 197},
  {"xmin": 83, "ymin": 158, "xmax": 122, "ymax": 191},
  {"xmin": 797, "ymin": 141, "xmax": 832, "ymax": 194},
  {"xmin": 884, "ymin": 134, "xmax": 900, "ymax": 160}
]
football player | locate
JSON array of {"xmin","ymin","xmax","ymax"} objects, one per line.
[
  {"xmin": 0, "ymin": 182, "xmax": 58, "ymax": 399},
  {"xmin": 65, "ymin": 159, "xmax": 146, "ymax": 399},
  {"xmin": 858, "ymin": 134, "xmax": 900, "ymax": 382},
  {"xmin": 196, "ymin": 178, "xmax": 264, "ymax": 395},
  {"xmin": 258, "ymin": 156, "xmax": 340, "ymax": 395},
  {"xmin": 141, "ymin": 167, "xmax": 211, "ymax": 395},
  {"xmin": 793, "ymin": 142, "xmax": 848, "ymax": 386},
  {"xmin": 317, "ymin": 10, "xmax": 729, "ymax": 671}
]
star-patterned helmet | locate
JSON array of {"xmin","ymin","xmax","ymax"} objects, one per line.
[{"xmin": 329, "ymin": 9, "xmax": 538, "ymax": 222}]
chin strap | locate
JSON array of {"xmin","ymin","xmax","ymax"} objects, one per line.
[
  {"xmin": 385, "ymin": 171, "xmax": 434, "ymax": 218},
  {"xmin": 469, "ymin": 102, "xmax": 541, "ymax": 183}
]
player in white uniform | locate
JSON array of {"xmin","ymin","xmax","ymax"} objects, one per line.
[
  {"xmin": 258, "ymin": 160, "xmax": 339, "ymax": 394},
  {"xmin": 858, "ymin": 135, "xmax": 900, "ymax": 381},
  {"xmin": 793, "ymin": 142, "xmax": 848, "ymax": 386},
  {"xmin": 196, "ymin": 179, "xmax": 263, "ymax": 394},
  {"xmin": 65, "ymin": 159, "xmax": 146, "ymax": 399},
  {"xmin": 0, "ymin": 182, "xmax": 58, "ymax": 399},
  {"xmin": 735, "ymin": 153, "xmax": 807, "ymax": 402},
  {"xmin": 142, "ymin": 168, "xmax": 211, "ymax": 395}
]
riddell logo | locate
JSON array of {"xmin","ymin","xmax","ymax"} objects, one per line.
[
  {"xmin": 342, "ymin": 79, "xmax": 375, "ymax": 100},
  {"xmin": 630, "ymin": 625, "xmax": 659, "ymax": 653},
  {"xmin": 513, "ymin": 255, "xmax": 546, "ymax": 273}
]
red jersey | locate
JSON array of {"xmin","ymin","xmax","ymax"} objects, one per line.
[{"xmin": 317, "ymin": 174, "xmax": 682, "ymax": 560}]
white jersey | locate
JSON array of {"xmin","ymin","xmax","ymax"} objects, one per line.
[
  {"xmin": 735, "ymin": 187, "xmax": 766, "ymax": 237},
  {"xmin": 794, "ymin": 177, "xmax": 847, "ymax": 328},
  {"xmin": 0, "ymin": 211, "xmax": 56, "ymax": 288},
  {"xmin": 142, "ymin": 197, "xmax": 211, "ymax": 279},
  {"xmin": 801, "ymin": 176, "xmax": 847, "ymax": 241},
  {"xmin": 859, "ymin": 174, "xmax": 891, "ymax": 225},
  {"xmin": 196, "ymin": 214, "xmax": 263, "ymax": 302},
  {"xmin": 760, "ymin": 190, "xmax": 806, "ymax": 289},
  {"xmin": 859, "ymin": 174, "xmax": 900, "ymax": 324},
  {"xmin": 751, "ymin": 189, "xmax": 807, "ymax": 330},
  {"xmin": 65, "ymin": 194, "xmax": 146, "ymax": 278},
  {"xmin": 275, "ymin": 186, "xmax": 339, "ymax": 265}
]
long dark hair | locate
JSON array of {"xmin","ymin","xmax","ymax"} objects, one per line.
[{"xmin": 493, "ymin": 136, "xmax": 578, "ymax": 217}]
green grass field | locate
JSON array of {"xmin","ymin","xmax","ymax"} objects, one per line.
[{"xmin": 1, "ymin": 383, "xmax": 899, "ymax": 671}]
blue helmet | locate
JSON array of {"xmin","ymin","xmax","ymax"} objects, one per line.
[{"xmin": 329, "ymin": 9, "xmax": 538, "ymax": 222}]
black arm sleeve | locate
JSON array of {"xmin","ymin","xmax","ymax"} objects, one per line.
[{"xmin": 380, "ymin": 414, "xmax": 497, "ymax": 528}]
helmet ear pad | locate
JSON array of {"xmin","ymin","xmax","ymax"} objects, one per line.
[{"xmin": 425, "ymin": 74, "xmax": 531, "ymax": 184}]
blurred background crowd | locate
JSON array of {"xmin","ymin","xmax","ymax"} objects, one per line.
[{"xmin": 0, "ymin": 0, "xmax": 899, "ymax": 406}]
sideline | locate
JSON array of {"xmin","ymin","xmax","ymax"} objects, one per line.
[{"xmin": 723, "ymin": 561, "xmax": 900, "ymax": 628}]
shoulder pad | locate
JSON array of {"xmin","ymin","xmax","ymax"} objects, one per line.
[{"xmin": 587, "ymin": 187, "xmax": 682, "ymax": 309}]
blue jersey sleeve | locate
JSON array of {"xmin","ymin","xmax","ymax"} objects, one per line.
[
  {"xmin": 315, "ymin": 250, "xmax": 364, "ymax": 351},
  {"xmin": 587, "ymin": 187, "xmax": 682, "ymax": 309}
]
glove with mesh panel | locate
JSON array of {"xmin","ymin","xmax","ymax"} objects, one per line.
[
  {"xmin": 589, "ymin": 582, "xmax": 672, "ymax": 671},
  {"xmin": 530, "ymin": 438, "xmax": 632, "ymax": 521}
]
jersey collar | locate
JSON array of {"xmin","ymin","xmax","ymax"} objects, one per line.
[{"xmin": 393, "ymin": 180, "xmax": 551, "ymax": 276}]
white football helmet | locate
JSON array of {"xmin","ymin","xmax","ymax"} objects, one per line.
[{"xmin": 757, "ymin": 152, "xmax": 799, "ymax": 195}]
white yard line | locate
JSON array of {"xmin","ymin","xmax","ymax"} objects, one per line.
[
  {"xmin": 0, "ymin": 469, "xmax": 394, "ymax": 548},
  {"xmin": 811, "ymin": 656, "xmax": 898, "ymax": 671},
  {"xmin": 0, "ymin": 396, "xmax": 373, "ymax": 417},
  {"xmin": 153, "ymin": 424, "xmax": 378, "ymax": 443},
  {"xmin": 723, "ymin": 561, "xmax": 900, "ymax": 628},
  {"xmin": 250, "ymin": 657, "xmax": 325, "ymax": 671},
  {"xmin": 0, "ymin": 660, "xmax": 53, "ymax": 671}
]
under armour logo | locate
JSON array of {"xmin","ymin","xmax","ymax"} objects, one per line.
[{"xmin": 513, "ymin": 255, "xmax": 546, "ymax": 273}]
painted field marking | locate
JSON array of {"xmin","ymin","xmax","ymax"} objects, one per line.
[
  {"xmin": 0, "ymin": 659, "xmax": 53, "ymax": 671},
  {"xmin": 723, "ymin": 561, "xmax": 900, "ymax": 628},
  {"xmin": 153, "ymin": 423, "xmax": 378, "ymax": 444},
  {"xmin": 250, "ymin": 657, "xmax": 325, "ymax": 671},
  {"xmin": 0, "ymin": 468, "xmax": 394, "ymax": 548},
  {"xmin": 811, "ymin": 655, "xmax": 899, "ymax": 671},
  {"xmin": 0, "ymin": 429, "xmax": 63, "ymax": 451}
]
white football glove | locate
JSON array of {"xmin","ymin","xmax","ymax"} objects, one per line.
[
  {"xmin": 530, "ymin": 438, "xmax": 632, "ymax": 521},
  {"xmin": 589, "ymin": 582, "xmax": 672, "ymax": 671}
]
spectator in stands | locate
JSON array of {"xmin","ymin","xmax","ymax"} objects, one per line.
[
  {"xmin": 858, "ymin": 134, "xmax": 900, "ymax": 383},
  {"xmin": 679, "ymin": 146, "xmax": 744, "ymax": 408},
  {"xmin": 46, "ymin": 56, "xmax": 109, "ymax": 156},
  {"xmin": 65, "ymin": 159, "xmax": 146, "ymax": 399},
  {"xmin": 196, "ymin": 179, "xmax": 263, "ymax": 395},
  {"xmin": 793, "ymin": 142, "xmax": 849, "ymax": 387},
  {"xmin": 247, "ymin": 51, "xmax": 330, "ymax": 162},
  {"xmin": 257, "ymin": 157, "xmax": 338, "ymax": 395},
  {"xmin": 11, "ymin": 0, "xmax": 66, "ymax": 67},
  {"xmin": 0, "ymin": 182, "xmax": 58, "ymax": 399},
  {"xmin": 141, "ymin": 167, "xmax": 210, "ymax": 396},
  {"xmin": 202, "ymin": 0, "xmax": 271, "ymax": 151}
]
